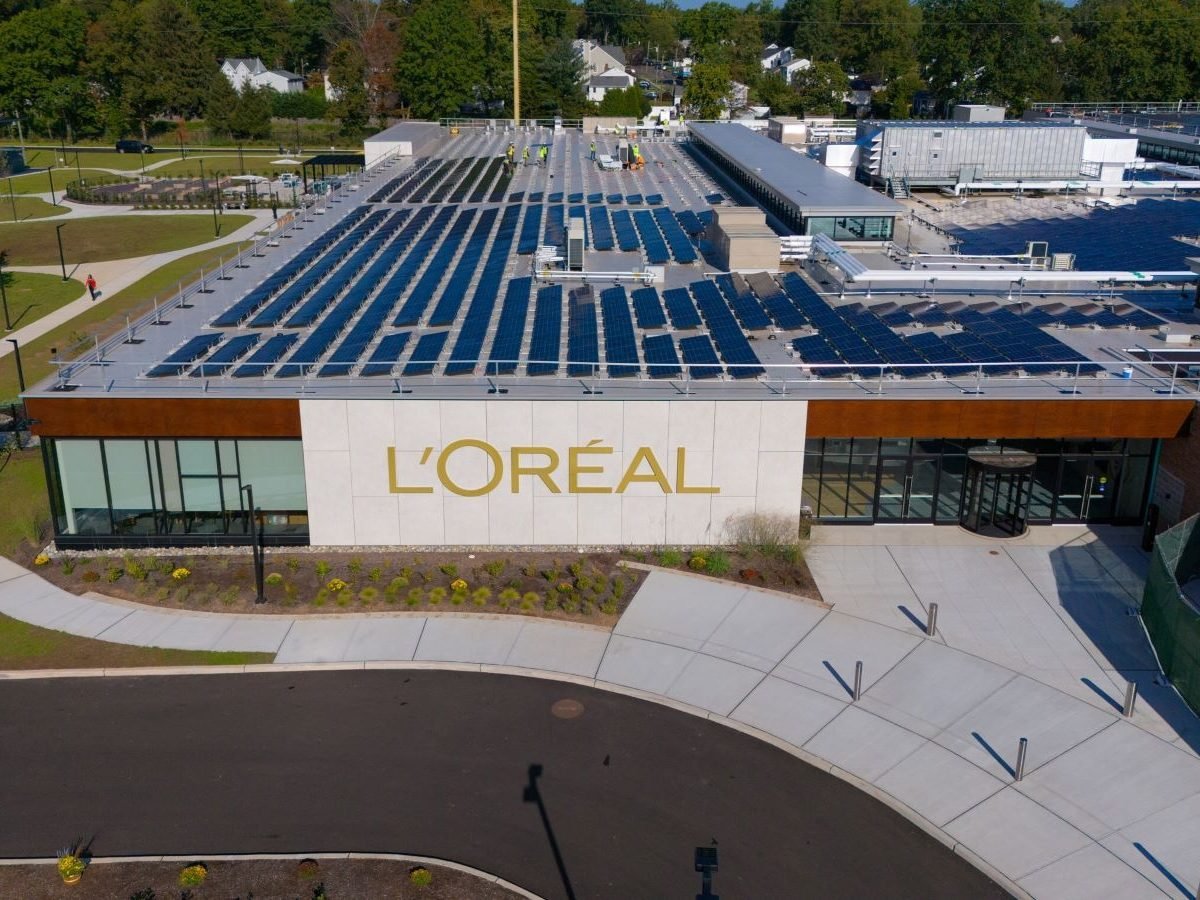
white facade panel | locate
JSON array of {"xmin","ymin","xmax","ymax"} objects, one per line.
[{"xmin": 300, "ymin": 399, "xmax": 809, "ymax": 546}]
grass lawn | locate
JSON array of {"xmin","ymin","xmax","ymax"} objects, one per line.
[
  {"xmin": 0, "ymin": 214, "xmax": 253, "ymax": 265},
  {"xmin": 0, "ymin": 613, "xmax": 274, "ymax": 669},
  {"xmin": 0, "ymin": 196, "xmax": 67, "ymax": 221},
  {"xmin": 4, "ymin": 168, "xmax": 121, "ymax": 195},
  {"xmin": 150, "ymin": 156, "xmax": 300, "ymax": 179},
  {"xmin": 0, "ymin": 271, "xmax": 86, "ymax": 331},
  {"xmin": 0, "ymin": 447, "xmax": 50, "ymax": 557},
  {"xmin": 0, "ymin": 240, "xmax": 248, "ymax": 404}
]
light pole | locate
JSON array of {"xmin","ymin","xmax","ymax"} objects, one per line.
[
  {"xmin": 46, "ymin": 164, "xmax": 56, "ymax": 206},
  {"xmin": 240, "ymin": 484, "xmax": 266, "ymax": 603},
  {"xmin": 6, "ymin": 338, "xmax": 25, "ymax": 392},
  {"xmin": 6, "ymin": 176, "xmax": 14, "ymax": 222},
  {"xmin": 138, "ymin": 144, "xmax": 146, "ymax": 175},
  {"xmin": 54, "ymin": 223, "xmax": 67, "ymax": 281}
]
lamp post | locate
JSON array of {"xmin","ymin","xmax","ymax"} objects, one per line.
[
  {"xmin": 6, "ymin": 176, "xmax": 15, "ymax": 222},
  {"xmin": 240, "ymin": 483, "xmax": 266, "ymax": 604},
  {"xmin": 54, "ymin": 223, "xmax": 67, "ymax": 281},
  {"xmin": 47, "ymin": 165, "xmax": 56, "ymax": 206},
  {"xmin": 6, "ymin": 338, "xmax": 25, "ymax": 392},
  {"xmin": 138, "ymin": 144, "xmax": 146, "ymax": 175}
]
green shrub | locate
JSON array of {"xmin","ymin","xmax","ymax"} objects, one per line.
[
  {"xmin": 125, "ymin": 557, "xmax": 150, "ymax": 581},
  {"xmin": 154, "ymin": 586, "xmax": 171, "ymax": 602},
  {"xmin": 575, "ymin": 574, "xmax": 593, "ymax": 591},
  {"xmin": 706, "ymin": 549, "xmax": 731, "ymax": 576},
  {"xmin": 399, "ymin": 566, "xmax": 413, "ymax": 578},
  {"xmin": 657, "ymin": 548, "xmax": 683, "ymax": 567},
  {"xmin": 472, "ymin": 586, "xmax": 492, "ymax": 606},
  {"xmin": 499, "ymin": 587, "xmax": 520, "ymax": 609},
  {"xmin": 483, "ymin": 559, "xmax": 506, "ymax": 577},
  {"xmin": 173, "ymin": 585, "xmax": 191, "ymax": 603},
  {"xmin": 561, "ymin": 593, "xmax": 579, "ymax": 614},
  {"xmin": 439, "ymin": 563, "xmax": 458, "ymax": 577},
  {"xmin": 336, "ymin": 591, "xmax": 352, "ymax": 607},
  {"xmin": 601, "ymin": 600, "xmax": 619, "ymax": 614},
  {"xmin": 409, "ymin": 866, "xmax": 432, "ymax": 887},
  {"xmin": 688, "ymin": 555, "xmax": 708, "ymax": 571},
  {"xmin": 284, "ymin": 581, "xmax": 298, "ymax": 601},
  {"xmin": 522, "ymin": 564, "xmax": 538, "ymax": 577},
  {"xmin": 406, "ymin": 587, "xmax": 424, "ymax": 607},
  {"xmin": 104, "ymin": 566, "xmax": 124, "ymax": 583},
  {"xmin": 347, "ymin": 556, "xmax": 363, "ymax": 575},
  {"xmin": 266, "ymin": 572, "xmax": 284, "ymax": 585},
  {"xmin": 285, "ymin": 557, "xmax": 300, "ymax": 572},
  {"xmin": 612, "ymin": 575, "xmax": 627, "ymax": 599},
  {"xmin": 386, "ymin": 575, "xmax": 409, "ymax": 596},
  {"xmin": 556, "ymin": 580, "xmax": 573, "ymax": 593},
  {"xmin": 315, "ymin": 560, "xmax": 331, "ymax": 578},
  {"xmin": 220, "ymin": 586, "xmax": 239, "ymax": 605},
  {"xmin": 313, "ymin": 587, "xmax": 329, "ymax": 607},
  {"xmin": 450, "ymin": 590, "xmax": 467, "ymax": 606},
  {"xmin": 428, "ymin": 586, "xmax": 447, "ymax": 605},
  {"xmin": 542, "ymin": 568, "xmax": 559, "ymax": 582},
  {"xmin": 359, "ymin": 586, "xmax": 379, "ymax": 603},
  {"xmin": 368, "ymin": 566, "xmax": 384, "ymax": 582},
  {"xmin": 542, "ymin": 591, "xmax": 559, "ymax": 612},
  {"xmin": 591, "ymin": 575, "xmax": 609, "ymax": 595},
  {"xmin": 297, "ymin": 858, "xmax": 320, "ymax": 880},
  {"xmin": 567, "ymin": 561, "xmax": 583, "ymax": 577},
  {"xmin": 178, "ymin": 863, "xmax": 207, "ymax": 886},
  {"xmin": 61, "ymin": 556, "xmax": 77, "ymax": 575},
  {"xmin": 520, "ymin": 595, "xmax": 537, "ymax": 611}
]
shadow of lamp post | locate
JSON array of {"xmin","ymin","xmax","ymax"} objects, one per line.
[
  {"xmin": 54, "ymin": 222, "xmax": 67, "ymax": 281},
  {"xmin": 695, "ymin": 845, "xmax": 719, "ymax": 899}
]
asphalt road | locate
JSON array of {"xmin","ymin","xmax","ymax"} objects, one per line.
[{"xmin": 0, "ymin": 671, "xmax": 1009, "ymax": 899}]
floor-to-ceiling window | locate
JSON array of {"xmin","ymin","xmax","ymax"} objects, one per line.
[
  {"xmin": 47, "ymin": 437, "xmax": 309, "ymax": 547},
  {"xmin": 802, "ymin": 437, "xmax": 1156, "ymax": 526}
]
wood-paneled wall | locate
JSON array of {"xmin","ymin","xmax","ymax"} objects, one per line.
[{"xmin": 26, "ymin": 397, "xmax": 302, "ymax": 438}]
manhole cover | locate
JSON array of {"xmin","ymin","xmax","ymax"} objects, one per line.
[{"xmin": 551, "ymin": 699, "xmax": 585, "ymax": 719}]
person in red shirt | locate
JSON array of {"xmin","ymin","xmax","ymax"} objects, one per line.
[{"xmin": 85, "ymin": 274, "xmax": 97, "ymax": 301}]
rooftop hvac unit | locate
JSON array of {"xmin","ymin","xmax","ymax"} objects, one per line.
[{"xmin": 567, "ymin": 219, "xmax": 585, "ymax": 271}]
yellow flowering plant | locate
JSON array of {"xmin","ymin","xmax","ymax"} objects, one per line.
[
  {"xmin": 450, "ymin": 578, "xmax": 468, "ymax": 592},
  {"xmin": 33, "ymin": 553, "xmax": 50, "ymax": 566},
  {"xmin": 171, "ymin": 567, "xmax": 190, "ymax": 581},
  {"xmin": 178, "ymin": 863, "xmax": 207, "ymax": 886},
  {"xmin": 57, "ymin": 851, "xmax": 84, "ymax": 882},
  {"xmin": 326, "ymin": 577, "xmax": 348, "ymax": 592}
]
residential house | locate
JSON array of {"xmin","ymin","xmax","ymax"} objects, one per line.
[
  {"xmin": 220, "ymin": 57, "xmax": 304, "ymax": 94},
  {"xmin": 781, "ymin": 57, "xmax": 812, "ymax": 84},
  {"xmin": 573, "ymin": 40, "xmax": 627, "ymax": 79},
  {"xmin": 760, "ymin": 45, "xmax": 812, "ymax": 84},
  {"xmin": 588, "ymin": 68, "xmax": 636, "ymax": 103}
]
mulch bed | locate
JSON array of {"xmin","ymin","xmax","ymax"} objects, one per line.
[
  {"xmin": 0, "ymin": 858, "xmax": 524, "ymax": 900},
  {"xmin": 31, "ymin": 545, "xmax": 823, "ymax": 622}
]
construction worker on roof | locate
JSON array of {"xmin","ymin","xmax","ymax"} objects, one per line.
[
  {"xmin": 522, "ymin": 145, "xmax": 530, "ymax": 166},
  {"xmin": 589, "ymin": 140, "xmax": 596, "ymax": 160},
  {"xmin": 539, "ymin": 145, "xmax": 548, "ymax": 167}
]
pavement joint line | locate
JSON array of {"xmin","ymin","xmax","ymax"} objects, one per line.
[
  {"xmin": 272, "ymin": 617, "xmax": 298, "ymax": 654},
  {"xmin": 885, "ymin": 545, "xmax": 927, "ymax": 616},
  {"xmin": 0, "ymin": 852, "xmax": 544, "ymax": 900},
  {"xmin": 619, "ymin": 560, "xmax": 830, "ymax": 609}
]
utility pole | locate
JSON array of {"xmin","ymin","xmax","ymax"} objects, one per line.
[{"xmin": 511, "ymin": 0, "xmax": 520, "ymax": 123}]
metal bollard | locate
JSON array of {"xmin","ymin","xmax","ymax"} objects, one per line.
[
  {"xmin": 1123, "ymin": 682, "xmax": 1138, "ymax": 717},
  {"xmin": 927, "ymin": 602, "xmax": 938, "ymax": 637},
  {"xmin": 853, "ymin": 661, "xmax": 863, "ymax": 701},
  {"xmin": 1014, "ymin": 737, "xmax": 1028, "ymax": 782}
]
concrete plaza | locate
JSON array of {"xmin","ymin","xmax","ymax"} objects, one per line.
[{"xmin": 1, "ymin": 525, "xmax": 1197, "ymax": 898}]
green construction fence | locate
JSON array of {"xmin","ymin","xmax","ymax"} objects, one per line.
[{"xmin": 1142, "ymin": 513, "xmax": 1200, "ymax": 713}]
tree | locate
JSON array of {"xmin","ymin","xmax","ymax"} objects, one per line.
[
  {"xmin": 752, "ymin": 70, "xmax": 801, "ymax": 116},
  {"xmin": 528, "ymin": 38, "xmax": 589, "ymax": 117},
  {"xmin": 873, "ymin": 68, "xmax": 924, "ymax": 117},
  {"xmin": 683, "ymin": 62, "xmax": 732, "ymax": 118},
  {"xmin": 597, "ymin": 85, "xmax": 650, "ymax": 117},
  {"xmin": 328, "ymin": 39, "xmax": 370, "ymax": 133},
  {"xmin": 230, "ymin": 84, "xmax": 274, "ymax": 140},
  {"xmin": 778, "ymin": 0, "xmax": 839, "ymax": 61},
  {"xmin": 791, "ymin": 60, "xmax": 848, "ymax": 115},
  {"xmin": 0, "ymin": 5, "xmax": 90, "ymax": 138},
  {"xmin": 204, "ymin": 71, "xmax": 240, "ymax": 139},
  {"xmin": 140, "ymin": 0, "xmax": 212, "ymax": 119},
  {"xmin": 393, "ymin": 0, "xmax": 484, "ymax": 119}
]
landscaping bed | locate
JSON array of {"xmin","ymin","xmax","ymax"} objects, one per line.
[
  {"xmin": 31, "ymin": 542, "xmax": 822, "ymax": 620},
  {"xmin": 0, "ymin": 857, "xmax": 522, "ymax": 899}
]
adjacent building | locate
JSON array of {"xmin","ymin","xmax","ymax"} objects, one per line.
[{"xmin": 220, "ymin": 57, "xmax": 304, "ymax": 94}]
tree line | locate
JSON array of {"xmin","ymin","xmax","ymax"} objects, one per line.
[{"xmin": 0, "ymin": 0, "xmax": 1196, "ymax": 142}]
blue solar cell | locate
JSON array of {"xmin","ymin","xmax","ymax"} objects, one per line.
[
  {"xmin": 527, "ymin": 284, "xmax": 563, "ymax": 376},
  {"xmin": 651, "ymin": 207, "xmax": 697, "ymax": 264},
  {"xmin": 600, "ymin": 286, "xmax": 640, "ymax": 377},
  {"xmin": 643, "ymin": 334, "xmax": 681, "ymax": 378},
  {"xmin": 566, "ymin": 287, "xmax": 600, "ymax": 377},
  {"xmin": 674, "ymin": 210, "xmax": 706, "ymax": 236},
  {"xmin": 716, "ymin": 274, "xmax": 771, "ymax": 330},
  {"xmin": 646, "ymin": 194, "xmax": 662, "ymax": 205},
  {"xmin": 146, "ymin": 333, "xmax": 224, "ymax": 377},
  {"xmin": 189, "ymin": 334, "xmax": 260, "ymax": 377},
  {"xmin": 626, "ymin": 194, "xmax": 643, "ymax": 205},
  {"xmin": 444, "ymin": 205, "xmax": 522, "ymax": 375},
  {"xmin": 548, "ymin": 192, "xmax": 563, "ymax": 203},
  {"xmin": 401, "ymin": 331, "xmax": 449, "ymax": 376},
  {"xmin": 568, "ymin": 192, "xmax": 583, "ymax": 203},
  {"xmin": 488, "ymin": 276, "xmax": 533, "ymax": 375},
  {"xmin": 631, "ymin": 287, "xmax": 668, "ymax": 329},
  {"xmin": 543, "ymin": 204, "xmax": 566, "ymax": 247},
  {"xmin": 360, "ymin": 332, "xmax": 412, "ymax": 377},
  {"xmin": 393, "ymin": 208, "xmax": 478, "ymax": 325},
  {"xmin": 517, "ymin": 204, "xmax": 543, "ymax": 254},
  {"xmin": 587, "ymin": 192, "xmax": 603, "ymax": 203},
  {"xmin": 678, "ymin": 335, "xmax": 723, "ymax": 379},
  {"xmin": 663, "ymin": 288, "xmax": 702, "ymax": 329},
  {"xmin": 610, "ymin": 210, "xmax": 640, "ymax": 252},
  {"xmin": 232, "ymin": 333, "xmax": 299, "ymax": 377},
  {"xmin": 607, "ymin": 193, "xmax": 623, "ymax": 204},
  {"xmin": 632, "ymin": 210, "xmax": 669, "ymax": 264},
  {"xmin": 589, "ymin": 206, "xmax": 615, "ymax": 251},
  {"xmin": 428, "ymin": 206, "xmax": 500, "ymax": 325},
  {"xmin": 689, "ymin": 280, "xmax": 765, "ymax": 378},
  {"xmin": 468, "ymin": 158, "xmax": 505, "ymax": 203}
]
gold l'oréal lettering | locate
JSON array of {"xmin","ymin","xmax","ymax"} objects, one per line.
[
  {"xmin": 387, "ymin": 446, "xmax": 435, "ymax": 493},
  {"xmin": 616, "ymin": 446, "xmax": 672, "ymax": 494},
  {"xmin": 510, "ymin": 446, "xmax": 561, "ymax": 493},
  {"xmin": 675, "ymin": 447, "xmax": 719, "ymax": 494},
  {"xmin": 568, "ymin": 439, "xmax": 613, "ymax": 493},
  {"xmin": 437, "ymin": 439, "xmax": 503, "ymax": 497}
]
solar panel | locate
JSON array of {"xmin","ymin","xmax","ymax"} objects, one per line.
[
  {"xmin": 360, "ymin": 332, "xmax": 412, "ymax": 377},
  {"xmin": 487, "ymin": 276, "xmax": 533, "ymax": 375},
  {"xmin": 716, "ymin": 274, "xmax": 771, "ymax": 330},
  {"xmin": 678, "ymin": 335, "xmax": 723, "ymax": 379},
  {"xmin": 189, "ymin": 333, "xmax": 260, "ymax": 377},
  {"xmin": 232, "ymin": 332, "xmax": 299, "ymax": 378},
  {"xmin": 517, "ymin": 204, "xmax": 543, "ymax": 254},
  {"xmin": 631, "ymin": 286, "xmax": 668, "ymax": 329},
  {"xmin": 527, "ymin": 284, "xmax": 563, "ymax": 376},
  {"xmin": 745, "ymin": 271, "xmax": 806, "ymax": 330},
  {"xmin": 600, "ymin": 286, "xmax": 640, "ymax": 377},
  {"xmin": 651, "ymin": 207, "xmax": 697, "ymax": 263},
  {"xmin": 643, "ymin": 334, "xmax": 681, "ymax": 378},
  {"xmin": 632, "ymin": 209, "xmax": 669, "ymax": 264},
  {"xmin": 566, "ymin": 286, "xmax": 600, "ymax": 377},
  {"xmin": 589, "ymin": 206, "xmax": 615, "ymax": 251},
  {"xmin": 690, "ymin": 280, "xmax": 765, "ymax": 378},
  {"xmin": 393, "ymin": 208, "xmax": 478, "ymax": 325},
  {"xmin": 663, "ymin": 287, "xmax": 702, "ymax": 329},
  {"xmin": 145, "ymin": 333, "xmax": 224, "ymax": 377},
  {"xmin": 444, "ymin": 205, "xmax": 522, "ymax": 375},
  {"xmin": 610, "ymin": 209, "xmax": 640, "ymax": 252},
  {"xmin": 403, "ymin": 331, "xmax": 449, "ymax": 376},
  {"xmin": 544, "ymin": 204, "xmax": 566, "ymax": 247},
  {"xmin": 428, "ymin": 206, "xmax": 500, "ymax": 325}
]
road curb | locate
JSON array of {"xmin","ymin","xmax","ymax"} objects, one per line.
[{"xmin": 0, "ymin": 852, "xmax": 544, "ymax": 899}]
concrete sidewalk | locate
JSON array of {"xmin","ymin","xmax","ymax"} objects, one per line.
[{"xmin": 2, "ymin": 533, "xmax": 1199, "ymax": 898}]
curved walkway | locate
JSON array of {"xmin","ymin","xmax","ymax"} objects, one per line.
[{"xmin": 2, "ymin": 532, "xmax": 1200, "ymax": 899}]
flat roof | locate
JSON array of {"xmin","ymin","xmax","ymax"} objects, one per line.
[
  {"xmin": 688, "ymin": 122, "xmax": 903, "ymax": 217},
  {"xmin": 21, "ymin": 124, "xmax": 1197, "ymax": 404},
  {"xmin": 864, "ymin": 119, "xmax": 1083, "ymax": 130}
]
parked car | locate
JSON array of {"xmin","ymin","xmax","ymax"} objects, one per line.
[
  {"xmin": 116, "ymin": 139, "xmax": 153, "ymax": 153},
  {"xmin": 638, "ymin": 80, "xmax": 652, "ymax": 89}
]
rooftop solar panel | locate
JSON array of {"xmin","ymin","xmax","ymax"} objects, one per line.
[
  {"xmin": 402, "ymin": 330, "xmax": 449, "ymax": 376},
  {"xmin": 487, "ymin": 276, "xmax": 533, "ymax": 375},
  {"xmin": 600, "ymin": 286, "xmax": 640, "ymax": 377},
  {"xmin": 527, "ymin": 284, "xmax": 563, "ymax": 376},
  {"xmin": 231, "ymin": 332, "xmax": 299, "ymax": 378},
  {"xmin": 360, "ymin": 332, "xmax": 412, "ymax": 377},
  {"xmin": 643, "ymin": 334, "xmax": 681, "ymax": 378},
  {"xmin": 678, "ymin": 334, "xmax": 723, "ymax": 379}
]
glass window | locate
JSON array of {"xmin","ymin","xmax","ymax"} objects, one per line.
[
  {"xmin": 55, "ymin": 440, "xmax": 110, "ymax": 535},
  {"xmin": 237, "ymin": 440, "xmax": 308, "ymax": 510},
  {"xmin": 178, "ymin": 440, "xmax": 218, "ymax": 475},
  {"xmin": 183, "ymin": 478, "xmax": 222, "ymax": 512},
  {"xmin": 818, "ymin": 455, "xmax": 851, "ymax": 518},
  {"xmin": 105, "ymin": 440, "xmax": 157, "ymax": 535}
]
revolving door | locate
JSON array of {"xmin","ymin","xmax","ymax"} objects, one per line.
[{"xmin": 959, "ymin": 446, "xmax": 1037, "ymax": 538}]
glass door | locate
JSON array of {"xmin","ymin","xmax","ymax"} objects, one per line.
[
  {"xmin": 1055, "ymin": 457, "xmax": 1122, "ymax": 522},
  {"xmin": 875, "ymin": 457, "xmax": 938, "ymax": 523}
]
